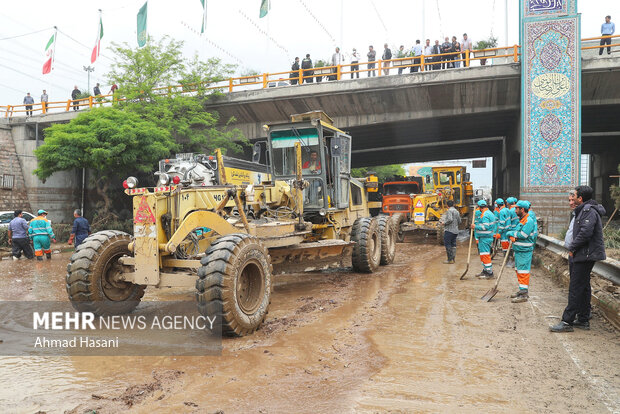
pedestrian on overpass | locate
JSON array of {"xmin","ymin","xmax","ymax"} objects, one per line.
[
  {"xmin": 600, "ymin": 15, "xmax": 615, "ymax": 56},
  {"xmin": 290, "ymin": 57, "xmax": 300, "ymax": 85},
  {"xmin": 551, "ymin": 186, "xmax": 606, "ymax": 332},
  {"xmin": 301, "ymin": 54, "xmax": 313, "ymax": 84},
  {"xmin": 471, "ymin": 200, "xmax": 496, "ymax": 278},
  {"xmin": 506, "ymin": 200, "xmax": 537, "ymax": 303},
  {"xmin": 28, "ymin": 209, "xmax": 56, "ymax": 260},
  {"xmin": 440, "ymin": 200, "xmax": 461, "ymax": 264},
  {"xmin": 23, "ymin": 93, "xmax": 34, "ymax": 116}
]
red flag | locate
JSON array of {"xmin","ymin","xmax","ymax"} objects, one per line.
[
  {"xmin": 42, "ymin": 57, "xmax": 52, "ymax": 74},
  {"xmin": 91, "ymin": 16, "xmax": 104, "ymax": 63}
]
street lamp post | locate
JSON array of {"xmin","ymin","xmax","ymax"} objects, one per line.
[{"xmin": 83, "ymin": 65, "xmax": 95, "ymax": 94}]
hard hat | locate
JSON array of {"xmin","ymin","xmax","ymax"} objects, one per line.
[
  {"xmin": 516, "ymin": 200, "xmax": 530, "ymax": 209},
  {"xmin": 495, "ymin": 198, "xmax": 504, "ymax": 205},
  {"xmin": 506, "ymin": 197, "xmax": 517, "ymax": 204},
  {"xmin": 37, "ymin": 209, "xmax": 47, "ymax": 215},
  {"xmin": 477, "ymin": 199, "xmax": 487, "ymax": 207}
]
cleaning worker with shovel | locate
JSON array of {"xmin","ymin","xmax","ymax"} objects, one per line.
[
  {"xmin": 471, "ymin": 200, "xmax": 497, "ymax": 278},
  {"xmin": 505, "ymin": 200, "xmax": 538, "ymax": 303},
  {"xmin": 498, "ymin": 197, "xmax": 513, "ymax": 256},
  {"xmin": 492, "ymin": 198, "xmax": 505, "ymax": 257}
]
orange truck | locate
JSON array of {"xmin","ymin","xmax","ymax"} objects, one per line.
[{"xmin": 379, "ymin": 177, "xmax": 424, "ymax": 241}]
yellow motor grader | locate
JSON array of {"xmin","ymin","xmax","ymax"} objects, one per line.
[{"xmin": 66, "ymin": 111, "xmax": 397, "ymax": 336}]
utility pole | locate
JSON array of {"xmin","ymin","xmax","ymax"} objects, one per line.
[
  {"xmin": 422, "ymin": 0, "xmax": 426, "ymax": 42},
  {"xmin": 505, "ymin": 0, "xmax": 509, "ymax": 45},
  {"xmin": 83, "ymin": 65, "xmax": 94, "ymax": 94}
]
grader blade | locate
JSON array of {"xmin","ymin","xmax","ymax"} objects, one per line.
[{"xmin": 269, "ymin": 240, "xmax": 355, "ymax": 273}]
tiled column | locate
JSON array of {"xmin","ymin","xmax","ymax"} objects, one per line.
[{"xmin": 520, "ymin": 0, "xmax": 580, "ymax": 234}]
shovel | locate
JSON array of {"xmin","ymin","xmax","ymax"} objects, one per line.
[
  {"xmin": 481, "ymin": 241, "xmax": 512, "ymax": 302},
  {"xmin": 459, "ymin": 225, "xmax": 474, "ymax": 280}
]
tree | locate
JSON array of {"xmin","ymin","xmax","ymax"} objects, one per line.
[
  {"xmin": 351, "ymin": 164, "xmax": 406, "ymax": 181},
  {"xmin": 34, "ymin": 107, "xmax": 177, "ymax": 210},
  {"xmin": 107, "ymin": 36, "xmax": 186, "ymax": 101}
]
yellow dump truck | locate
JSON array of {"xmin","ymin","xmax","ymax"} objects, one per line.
[{"xmin": 396, "ymin": 166, "xmax": 473, "ymax": 244}]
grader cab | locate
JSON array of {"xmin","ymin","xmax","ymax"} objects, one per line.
[{"xmin": 66, "ymin": 111, "xmax": 397, "ymax": 336}]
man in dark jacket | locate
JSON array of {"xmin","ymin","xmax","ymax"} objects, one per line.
[
  {"xmin": 290, "ymin": 57, "xmax": 300, "ymax": 85},
  {"xmin": 551, "ymin": 185, "xmax": 606, "ymax": 332},
  {"xmin": 67, "ymin": 209, "xmax": 91, "ymax": 249},
  {"xmin": 301, "ymin": 54, "xmax": 313, "ymax": 84},
  {"xmin": 71, "ymin": 86, "xmax": 81, "ymax": 111}
]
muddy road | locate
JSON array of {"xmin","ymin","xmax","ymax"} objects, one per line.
[{"xmin": 0, "ymin": 237, "xmax": 619, "ymax": 413}]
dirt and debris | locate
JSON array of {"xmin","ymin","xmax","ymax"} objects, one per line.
[{"xmin": 0, "ymin": 237, "xmax": 618, "ymax": 413}]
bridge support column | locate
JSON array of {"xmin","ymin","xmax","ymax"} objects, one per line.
[{"xmin": 519, "ymin": 0, "xmax": 580, "ymax": 235}]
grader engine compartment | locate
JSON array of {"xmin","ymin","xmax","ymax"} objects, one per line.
[{"xmin": 66, "ymin": 111, "xmax": 398, "ymax": 337}]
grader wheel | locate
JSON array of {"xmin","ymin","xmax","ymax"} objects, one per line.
[
  {"xmin": 351, "ymin": 217, "xmax": 381, "ymax": 273},
  {"xmin": 392, "ymin": 213, "xmax": 407, "ymax": 243},
  {"xmin": 437, "ymin": 225, "xmax": 445, "ymax": 245},
  {"xmin": 196, "ymin": 234, "xmax": 272, "ymax": 337},
  {"xmin": 66, "ymin": 231, "xmax": 145, "ymax": 315},
  {"xmin": 377, "ymin": 215, "xmax": 396, "ymax": 265}
]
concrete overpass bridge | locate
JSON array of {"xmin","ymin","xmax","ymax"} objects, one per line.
[{"xmin": 1, "ymin": 56, "xmax": 619, "ymax": 229}]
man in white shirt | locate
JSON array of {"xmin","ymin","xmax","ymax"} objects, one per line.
[
  {"xmin": 330, "ymin": 47, "xmax": 344, "ymax": 80},
  {"xmin": 424, "ymin": 39, "xmax": 433, "ymax": 71},
  {"xmin": 461, "ymin": 33, "xmax": 472, "ymax": 67},
  {"xmin": 350, "ymin": 48, "xmax": 361, "ymax": 79},
  {"xmin": 411, "ymin": 39, "xmax": 423, "ymax": 73}
]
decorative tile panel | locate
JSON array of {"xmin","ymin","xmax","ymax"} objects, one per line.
[{"xmin": 521, "ymin": 13, "xmax": 580, "ymax": 193}]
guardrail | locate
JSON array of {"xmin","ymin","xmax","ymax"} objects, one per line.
[
  {"xmin": 536, "ymin": 234, "xmax": 620, "ymax": 286},
  {"xmin": 3, "ymin": 35, "xmax": 619, "ymax": 119}
]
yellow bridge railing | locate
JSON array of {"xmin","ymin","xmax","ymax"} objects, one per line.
[{"xmin": 2, "ymin": 35, "xmax": 619, "ymax": 119}]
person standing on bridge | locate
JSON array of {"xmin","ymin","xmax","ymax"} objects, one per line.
[
  {"xmin": 23, "ymin": 93, "xmax": 34, "ymax": 116},
  {"xmin": 600, "ymin": 15, "xmax": 615, "ymax": 56},
  {"xmin": 411, "ymin": 40, "xmax": 423, "ymax": 73},
  {"xmin": 40, "ymin": 90, "xmax": 48, "ymax": 112},
  {"xmin": 71, "ymin": 86, "xmax": 81, "ymax": 111},
  {"xmin": 424, "ymin": 39, "xmax": 433, "ymax": 71},
  {"xmin": 551, "ymin": 186, "xmax": 606, "ymax": 332},
  {"xmin": 506, "ymin": 200, "xmax": 537, "ymax": 303},
  {"xmin": 471, "ymin": 200, "xmax": 496, "ymax": 278},
  {"xmin": 301, "ymin": 54, "xmax": 313, "ymax": 84},
  {"xmin": 367, "ymin": 45, "xmax": 377, "ymax": 77},
  {"xmin": 461, "ymin": 33, "xmax": 472, "ymax": 67},
  {"xmin": 28, "ymin": 209, "xmax": 56, "ymax": 261},
  {"xmin": 290, "ymin": 57, "xmax": 300, "ymax": 85},
  {"xmin": 350, "ymin": 48, "xmax": 361, "ymax": 79},
  {"xmin": 382, "ymin": 43, "xmax": 392, "ymax": 75},
  {"xmin": 441, "ymin": 37, "xmax": 453, "ymax": 69},
  {"xmin": 432, "ymin": 40, "xmax": 442, "ymax": 70},
  {"xmin": 331, "ymin": 47, "xmax": 344, "ymax": 81},
  {"xmin": 440, "ymin": 200, "xmax": 461, "ymax": 264}
]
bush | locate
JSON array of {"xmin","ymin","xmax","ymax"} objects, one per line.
[
  {"xmin": 603, "ymin": 224, "xmax": 620, "ymax": 250},
  {"xmin": 0, "ymin": 227, "xmax": 8, "ymax": 247}
]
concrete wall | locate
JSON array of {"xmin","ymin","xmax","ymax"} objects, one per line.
[
  {"xmin": 0, "ymin": 125, "xmax": 31, "ymax": 213},
  {"xmin": 7, "ymin": 121, "xmax": 84, "ymax": 223}
]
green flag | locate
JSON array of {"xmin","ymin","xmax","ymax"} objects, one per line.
[
  {"xmin": 259, "ymin": 0, "xmax": 270, "ymax": 18},
  {"xmin": 137, "ymin": 1, "xmax": 148, "ymax": 47},
  {"xmin": 200, "ymin": 0, "xmax": 207, "ymax": 34},
  {"xmin": 45, "ymin": 34, "xmax": 55, "ymax": 52}
]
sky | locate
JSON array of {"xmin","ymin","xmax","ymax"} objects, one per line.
[{"xmin": 0, "ymin": 0, "xmax": 616, "ymax": 105}]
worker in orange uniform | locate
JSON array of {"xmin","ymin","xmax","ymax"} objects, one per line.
[
  {"xmin": 471, "ymin": 200, "xmax": 497, "ymax": 278},
  {"xmin": 506, "ymin": 200, "xmax": 538, "ymax": 303}
]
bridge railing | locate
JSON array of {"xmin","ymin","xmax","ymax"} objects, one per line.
[{"xmin": 3, "ymin": 35, "xmax": 619, "ymax": 119}]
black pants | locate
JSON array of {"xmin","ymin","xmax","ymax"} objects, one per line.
[
  {"xmin": 12, "ymin": 238, "xmax": 34, "ymax": 259},
  {"xmin": 351, "ymin": 62, "xmax": 359, "ymax": 78},
  {"xmin": 444, "ymin": 231, "xmax": 457, "ymax": 248},
  {"xmin": 599, "ymin": 37, "xmax": 611, "ymax": 55},
  {"xmin": 367, "ymin": 63, "xmax": 376, "ymax": 77},
  {"xmin": 303, "ymin": 71, "xmax": 313, "ymax": 83},
  {"xmin": 25, "ymin": 105, "xmax": 33, "ymax": 116},
  {"xmin": 562, "ymin": 260, "xmax": 595, "ymax": 324},
  {"xmin": 410, "ymin": 57, "xmax": 420, "ymax": 72}
]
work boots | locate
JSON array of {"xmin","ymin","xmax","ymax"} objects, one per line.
[
  {"xmin": 511, "ymin": 289, "xmax": 529, "ymax": 303},
  {"xmin": 443, "ymin": 248, "xmax": 456, "ymax": 264},
  {"xmin": 476, "ymin": 269, "xmax": 494, "ymax": 279},
  {"xmin": 36, "ymin": 256, "xmax": 43, "ymax": 261},
  {"xmin": 45, "ymin": 252, "xmax": 52, "ymax": 260}
]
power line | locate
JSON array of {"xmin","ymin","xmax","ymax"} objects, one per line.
[
  {"xmin": 296, "ymin": 0, "xmax": 337, "ymax": 46},
  {"xmin": 56, "ymin": 28, "xmax": 114, "ymax": 63},
  {"xmin": 237, "ymin": 10, "xmax": 290, "ymax": 60},
  {"xmin": 369, "ymin": 0, "xmax": 388, "ymax": 38},
  {"xmin": 0, "ymin": 81, "xmax": 26, "ymax": 94},
  {"xmin": 0, "ymin": 27, "xmax": 54, "ymax": 41},
  {"xmin": 180, "ymin": 21, "xmax": 245, "ymax": 66},
  {"xmin": 0, "ymin": 62, "xmax": 67, "ymax": 91}
]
